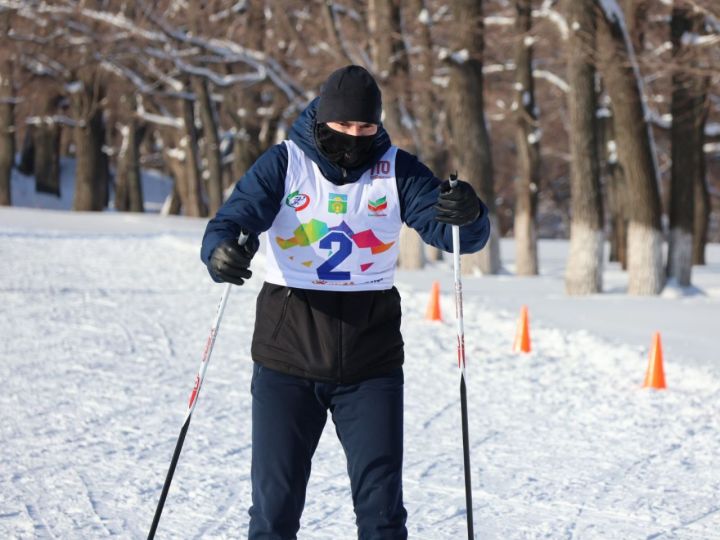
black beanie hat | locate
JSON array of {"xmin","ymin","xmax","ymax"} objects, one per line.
[{"xmin": 316, "ymin": 65, "xmax": 382, "ymax": 125}]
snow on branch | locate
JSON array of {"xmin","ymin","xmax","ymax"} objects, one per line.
[
  {"xmin": 483, "ymin": 62, "xmax": 570, "ymax": 92},
  {"xmin": 681, "ymin": 32, "xmax": 720, "ymax": 48},
  {"xmin": 534, "ymin": 69, "xmax": 570, "ymax": 93},
  {"xmin": 136, "ymin": 97, "xmax": 184, "ymax": 129},
  {"xmin": 485, "ymin": 15, "xmax": 515, "ymax": 26},
  {"xmin": 79, "ymin": 7, "xmax": 167, "ymax": 43},
  {"xmin": 146, "ymin": 11, "xmax": 305, "ymax": 103},
  {"xmin": 26, "ymin": 115, "xmax": 83, "ymax": 128},
  {"xmin": 172, "ymin": 57, "xmax": 267, "ymax": 88},
  {"xmin": 533, "ymin": 1, "xmax": 569, "ymax": 40},
  {"xmin": 18, "ymin": 53, "xmax": 67, "ymax": 78},
  {"xmin": 208, "ymin": 0, "xmax": 247, "ymax": 23}
]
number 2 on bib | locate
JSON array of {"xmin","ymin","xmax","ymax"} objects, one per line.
[{"xmin": 317, "ymin": 232, "xmax": 352, "ymax": 280}]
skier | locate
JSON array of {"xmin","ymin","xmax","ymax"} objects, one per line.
[{"xmin": 201, "ymin": 65, "xmax": 490, "ymax": 539}]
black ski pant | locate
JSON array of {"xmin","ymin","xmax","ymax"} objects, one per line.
[{"xmin": 248, "ymin": 363, "xmax": 408, "ymax": 540}]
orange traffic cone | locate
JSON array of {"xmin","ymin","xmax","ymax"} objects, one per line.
[
  {"xmin": 513, "ymin": 306, "xmax": 531, "ymax": 353},
  {"xmin": 643, "ymin": 332, "xmax": 667, "ymax": 389},
  {"xmin": 425, "ymin": 281, "xmax": 442, "ymax": 321}
]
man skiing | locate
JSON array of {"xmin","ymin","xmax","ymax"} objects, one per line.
[{"xmin": 201, "ymin": 65, "xmax": 490, "ymax": 539}]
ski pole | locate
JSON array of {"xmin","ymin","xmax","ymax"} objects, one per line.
[
  {"xmin": 147, "ymin": 231, "xmax": 249, "ymax": 540},
  {"xmin": 449, "ymin": 173, "xmax": 475, "ymax": 540}
]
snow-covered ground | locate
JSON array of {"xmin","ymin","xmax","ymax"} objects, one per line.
[{"xmin": 1, "ymin": 207, "xmax": 719, "ymax": 539}]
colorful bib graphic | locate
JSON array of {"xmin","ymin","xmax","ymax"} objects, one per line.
[
  {"xmin": 368, "ymin": 196, "xmax": 387, "ymax": 216},
  {"xmin": 285, "ymin": 190, "xmax": 310, "ymax": 211},
  {"xmin": 275, "ymin": 219, "xmax": 394, "ymax": 281},
  {"xmin": 328, "ymin": 193, "xmax": 347, "ymax": 214}
]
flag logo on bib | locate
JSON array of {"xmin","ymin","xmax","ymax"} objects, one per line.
[
  {"xmin": 368, "ymin": 196, "xmax": 387, "ymax": 216},
  {"xmin": 328, "ymin": 193, "xmax": 348, "ymax": 214}
]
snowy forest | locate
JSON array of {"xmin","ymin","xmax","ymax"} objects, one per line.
[{"xmin": 0, "ymin": 0, "xmax": 718, "ymax": 295}]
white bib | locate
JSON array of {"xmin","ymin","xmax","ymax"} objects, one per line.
[{"xmin": 264, "ymin": 140, "xmax": 402, "ymax": 291}]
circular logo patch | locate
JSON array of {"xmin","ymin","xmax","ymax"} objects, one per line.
[{"xmin": 285, "ymin": 191, "xmax": 311, "ymax": 211}]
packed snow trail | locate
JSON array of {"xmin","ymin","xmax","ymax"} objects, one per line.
[{"xmin": 1, "ymin": 210, "xmax": 719, "ymax": 539}]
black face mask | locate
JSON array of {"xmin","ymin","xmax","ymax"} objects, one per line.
[{"xmin": 315, "ymin": 122, "xmax": 377, "ymax": 170}]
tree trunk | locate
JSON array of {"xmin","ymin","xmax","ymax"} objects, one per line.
[
  {"xmin": 71, "ymin": 74, "xmax": 108, "ymax": 212},
  {"xmin": 667, "ymin": 7, "xmax": 707, "ymax": 286},
  {"xmin": 230, "ymin": 125, "xmax": 260, "ymax": 185},
  {"xmin": 192, "ymin": 76, "xmax": 223, "ymax": 215},
  {"xmin": 0, "ymin": 59, "xmax": 14, "ymax": 206},
  {"xmin": 33, "ymin": 118, "xmax": 61, "ymax": 196},
  {"xmin": 402, "ymin": 0, "xmax": 445, "ymax": 264},
  {"xmin": 18, "ymin": 126, "xmax": 34, "ymax": 176},
  {"xmin": 95, "ymin": 111, "xmax": 110, "ymax": 209},
  {"xmin": 596, "ymin": 1, "xmax": 663, "ymax": 295},
  {"xmin": 73, "ymin": 107, "xmax": 108, "ymax": 211},
  {"xmin": 693, "ymin": 152, "xmax": 710, "ymax": 265},
  {"xmin": 446, "ymin": 0, "xmax": 500, "ymax": 275},
  {"xmin": 179, "ymin": 93, "xmax": 207, "ymax": 217},
  {"xmin": 225, "ymin": 1, "xmax": 264, "ymax": 187},
  {"xmin": 513, "ymin": 0, "xmax": 540, "ymax": 276},
  {"xmin": 564, "ymin": 0, "xmax": 604, "ymax": 294},
  {"xmin": 600, "ymin": 111, "xmax": 628, "ymax": 269},
  {"xmin": 398, "ymin": 226, "xmax": 424, "ymax": 269},
  {"xmin": 114, "ymin": 93, "xmax": 146, "ymax": 213},
  {"xmin": 368, "ymin": 0, "xmax": 409, "ymax": 147},
  {"xmin": 370, "ymin": 0, "xmax": 421, "ymax": 268},
  {"xmin": 165, "ymin": 143, "xmax": 187, "ymax": 216},
  {"xmin": 161, "ymin": 180, "xmax": 182, "ymax": 216},
  {"xmin": 115, "ymin": 118, "xmax": 146, "ymax": 212},
  {"xmin": 403, "ymin": 0, "xmax": 444, "ymax": 173}
]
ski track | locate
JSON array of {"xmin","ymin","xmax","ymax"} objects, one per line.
[{"xmin": 1, "ymin": 230, "xmax": 720, "ymax": 539}]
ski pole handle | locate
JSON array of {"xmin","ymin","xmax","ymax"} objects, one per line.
[
  {"xmin": 448, "ymin": 174, "xmax": 465, "ymax": 373},
  {"xmin": 237, "ymin": 230, "xmax": 249, "ymax": 247}
]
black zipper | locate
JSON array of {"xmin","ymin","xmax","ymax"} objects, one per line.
[{"xmin": 272, "ymin": 288, "xmax": 293, "ymax": 340}]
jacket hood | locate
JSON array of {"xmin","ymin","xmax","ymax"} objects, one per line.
[{"xmin": 288, "ymin": 97, "xmax": 392, "ymax": 185}]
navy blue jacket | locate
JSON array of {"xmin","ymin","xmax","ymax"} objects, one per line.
[{"xmin": 200, "ymin": 99, "xmax": 491, "ymax": 383}]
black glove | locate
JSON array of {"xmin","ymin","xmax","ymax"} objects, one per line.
[
  {"xmin": 433, "ymin": 179, "xmax": 482, "ymax": 226},
  {"xmin": 209, "ymin": 235, "xmax": 260, "ymax": 286}
]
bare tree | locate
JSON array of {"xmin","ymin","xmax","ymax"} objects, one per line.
[
  {"xmin": 513, "ymin": 0, "xmax": 540, "ymax": 275},
  {"xmin": 32, "ymin": 93, "xmax": 62, "ymax": 197},
  {"xmin": 564, "ymin": 0, "xmax": 604, "ymax": 294},
  {"xmin": 178, "ymin": 89, "xmax": 208, "ymax": 217},
  {"xmin": 0, "ymin": 53, "xmax": 13, "ymax": 206},
  {"xmin": 402, "ymin": 0, "xmax": 445, "ymax": 263},
  {"xmin": 667, "ymin": 5, "xmax": 708, "ymax": 286},
  {"xmin": 72, "ymin": 69, "xmax": 110, "ymax": 211},
  {"xmin": 0, "ymin": 6, "xmax": 16, "ymax": 207},
  {"xmin": 446, "ymin": 0, "xmax": 501, "ymax": 275},
  {"xmin": 596, "ymin": 0, "xmax": 663, "ymax": 295},
  {"xmin": 225, "ymin": 2, "xmax": 268, "ymax": 187},
  {"xmin": 368, "ymin": 0, "xmax": 409, "ymax": 146},
  {"xmin": 693, "ymin": 131, "xmax": 711, "ymax": 264},
  {"xmin": 368, "ymin": 0, "xmax": 423, "ymax": 269},
  {"xmin": 600, "ymin": 106, "xmax": 628, "ymax": 269},
  {"xmin": 114, "ymin": 93, "xmax": 146, "ymax": 212},
  {"xmin": 192, "ymin": 75, "xmax": 223, "ymax": 215}
]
